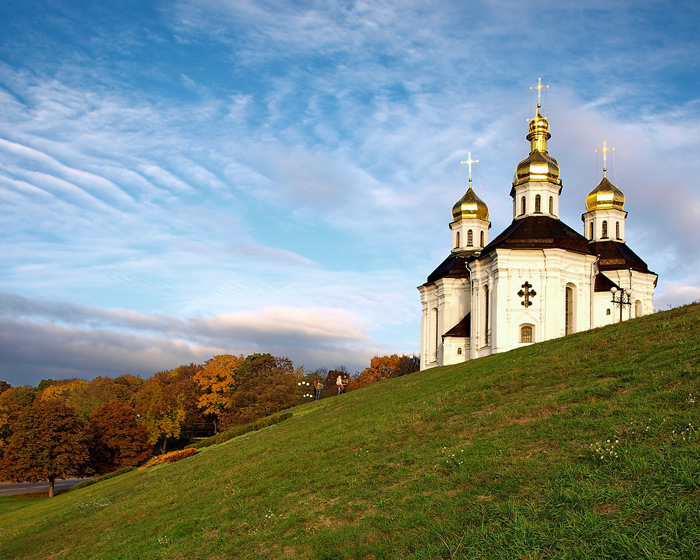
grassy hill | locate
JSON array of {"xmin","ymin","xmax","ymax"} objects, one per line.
[{"xmin": 1, "ymin": 303, "xmax": 699, "ymax": 559}]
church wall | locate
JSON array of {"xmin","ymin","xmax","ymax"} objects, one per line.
[
  {"xmin": 473, "ymin": 248, "xmax": 597, "ymax": 355},
  {"xmin": 592, "ymin": 269, "xmax": 657, "ymax": 328},
  {"xmin": 419, "ymin": 276, "xmax": 472, "ymax": 369},
  {"xmin": 443, "ymin": 337, "xmax": 470, "ymax": 365}
]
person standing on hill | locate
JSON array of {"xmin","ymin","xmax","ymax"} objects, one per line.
[
  {"xmin": 336, "ymin": 374, "xmax": 344, "ymax": 395},
  {"xmin": 313, "ymin": 379, "xmax": 323, "ymax": 400},
  {"xmin": 341, "ymin": 373, "xmax": 350, "ymax": 394}
]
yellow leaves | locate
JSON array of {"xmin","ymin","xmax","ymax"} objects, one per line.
[{"xmin": 194, "ymin": 354, "xmax": 244, "ymax": 416}]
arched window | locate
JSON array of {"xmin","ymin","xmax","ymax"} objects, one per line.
[
  {"xmin": 467, "ymin": 229, "xmax": 473, "ymax": 246},
  {"xmin": 455, "ymin": 231, "xmax": 460, "ymax": 248},
  {"xmin": 616, "ymin": 221, "xmax": 620, "ymax": 239},
  {"xmin": 549, "ymin": 196, "xmax": 554, "ymax": 215},
  {"xmin": 480, "ymin": 231, "xmax": 484, "ymax": 247},
  {"xmin": 535, "ymin": 194, "xmax": 541, "ymax": 213},
  {"xmin": 589, "ymin": 222, "xmax": 594, "ymax": 240},
  {"xmin": 565, "ymin": 285, "xmax": 575, "ymax": 335},
  {"xmin": 520, "ymin": 325, "xmax": 533, "ymax": 343},
  {"xmin": 602, "ymin": 220, "xmax": 608, "ymax": 239},
  {"xmin": 635, "ymin": 300, "xmax": 642, "ymax": 318},
  {"xmin": 432, "ymin": 308, "xmax": 439, "ymax": 361},
  {"xmin": 521, "ymin": 196, "xmax": 526, "ymax": 215},
  {"xmin": 483, "ymin": 286, "xmax": 490, "ymax": 345},
  {"xmin": 457, "ymin": 348, "xmax": 462, "ymax": 355}
]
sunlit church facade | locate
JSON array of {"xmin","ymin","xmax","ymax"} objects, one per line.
[{"xmin": 418, "ymin": 93, "xmax": 657, "ymax": 370}]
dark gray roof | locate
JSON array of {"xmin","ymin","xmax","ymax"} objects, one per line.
[
  {"xmin": 443, "ymin": 313, "xmax": 471, "ymax": 338},
  {"xmin": 481, "ymin": 215, "xmax": 593, "ymax": 256},
  {"xmin": 589, "ymin": 240, "xmax": 652, "ymax": 273}
]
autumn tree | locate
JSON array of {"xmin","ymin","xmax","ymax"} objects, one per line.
[
  {"xmin": 112, "ymin": 374, "xmax": 145, "ymax": 402},
  {"xmin": 132, "ymin": 373, "xmax": 187, "ymax": 454},
  {"xmin": 40, "ymin": 377, "xmax": 123, "ymax": 421},
  {"xmin": 0, "ymin": 399, "xmax": 92, "ymax": 497},
  {"xmin": 166, "ymin": 363, "xmax": 209, "ymax": 437},
  {"xmin": 222, "ymin": 353, "xmax": 301, "ymax": 429},
  {"xmin": 89, "ymin": 401, "xmax": 152, "ymax": 473},
  {"xmin": 355, "ymin": 354, "xmax": 419, "ymax": 388},
  {"xmin": 0, "ymin": 386, "xmax": 38, "ymax": 449},
  {"xmin": 194, "ymin": 354, "xmax": 243, "ymax": 433}
]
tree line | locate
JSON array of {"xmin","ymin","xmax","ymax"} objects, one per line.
[{"xmin": 0, "ymin": 352, "xmax": 419, "ymax": 496}]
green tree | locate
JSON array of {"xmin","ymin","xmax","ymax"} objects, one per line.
[
  {"xmin": 0, "ymin": 399, "xmax": 92, "ymax": 497},
  {"xmin": 89, "ymin": 401, "xmax": 152, "ymax": 473}
]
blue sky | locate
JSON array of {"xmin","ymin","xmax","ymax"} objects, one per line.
[{"xmin": 1, "ymin": 0, "xmax": 699, "ymax": 386}]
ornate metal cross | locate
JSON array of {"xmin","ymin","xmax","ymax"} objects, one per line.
[
  {"xmin": 595, "ymin": 140, "xmax": 615, "ymax": 178},
  {"xmin": 460, "ymin": 152, "xmax": 478, "ymax": 185},
  {"xmin": 531, "ymin": 77, "xmax": 548, "ymax": 105},
  {"xmin": 518, "ymin": 282, "xmax": 537, "ymax": 308}
]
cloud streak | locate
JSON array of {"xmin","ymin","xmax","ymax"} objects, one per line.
[{"xmin": 0, "ymin": 0, "xmax": 698, "ymax": 386}]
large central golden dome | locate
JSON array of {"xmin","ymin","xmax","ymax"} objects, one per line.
[
  {"xmin": 586, "ymin": 176, "xmax": 625, "ymax": 211},
  {"xmin": 452, "ymin": 185, "xmax": 489, "ymax": 221},
  {"xmin": 513, "ymin": 106, "xmax": 561, "ymax": 187}
]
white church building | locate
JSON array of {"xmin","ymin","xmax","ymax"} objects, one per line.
[{"xmin": 418, "ymin": 93, "xmax": 657, "ymax": 370}]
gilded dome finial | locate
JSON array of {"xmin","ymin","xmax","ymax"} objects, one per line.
[
  {"xmin": 513, "ymin": 78, "xmax": 560, "ymax": 186},
  {"xmin": 586, "ymin": 140, "xmax": 625, "ymax": 211},
  {"xmin": 453, "ymin": 153, "xmax": 489, "ymax": 221}
]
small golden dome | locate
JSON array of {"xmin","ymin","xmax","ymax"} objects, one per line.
[
  {"xmin": 513, "ymin": 106, "xmax": 561, "ymax": 187},
  {"xmin": 452, "ymin": 185, "xmax": 489, "ymax": 221},
  {"xmin": 586, "ymin": 176, "xmax": 625, "ymax": 211},
  {"xmin": 528, "ymin": 111, "xmax": 550, "ymax": 136}
]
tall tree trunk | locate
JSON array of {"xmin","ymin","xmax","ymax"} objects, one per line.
[{"xmin": 48, "ymin": 476, "xmax": 55, "ymax": 498}]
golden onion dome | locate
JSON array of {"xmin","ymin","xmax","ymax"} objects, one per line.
[
  {"xmin": 514, "ymin": 150, "xmax": 561, "ymax": 186},
  {"xmin": 513, "ymin": 105, "xmax": 561, "ymax": 187},
  {"xmin": 452, "ymin": 185, "xmax": 489, "ymax": 221},
  {"xmin": 586, "ymin": 176, "xmax": 625, "ymax": 211}
]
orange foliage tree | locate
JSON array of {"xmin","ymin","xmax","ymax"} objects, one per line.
[
  {"xmin": 193, "ymin": 354, "xmax": 243, "ymax": 433},
  {"xmin": 354, "ymin": 354, "xmax": 419, "ymax": 389},
  {"xmin": 0, "ymin": 399, "xmax": 92, "ymax": 497}
]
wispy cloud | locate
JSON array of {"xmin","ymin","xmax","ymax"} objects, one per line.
[{"xmin": 0, "ymin": 0, "xmax": 698, "ymax": 385}]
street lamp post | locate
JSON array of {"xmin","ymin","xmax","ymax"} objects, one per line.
[{"xmin": 610, "ymin": 286, "xmax": 632, "ymax": 323}]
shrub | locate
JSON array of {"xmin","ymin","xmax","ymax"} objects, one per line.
[
  {"xmin": 138, "ymin": 448, "xmax": 198, "ymax": 470},
  {"xmin": 189, "ymin": 412, "xmax": 292, "ymax": 449}
]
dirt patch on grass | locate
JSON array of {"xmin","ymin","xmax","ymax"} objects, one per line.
[
  {"xmin": 593, "ymin": 503, "xmax": 621, "ymax": 516},
  {"xmin": 476, "ymin": 495, "xmax": 494, "ymax": 502}
]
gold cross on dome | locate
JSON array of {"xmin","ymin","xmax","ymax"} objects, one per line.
[
  {"xmin": 531, "ymin": 77, "xmax": 548, "ymax": 106},
  {"xmin": 595, "ymin": 140, "xmax": 615, "ymax": 177},
  {"xmin": 460, "ymin": 152, "xmax": 479, "ymax": 184}
]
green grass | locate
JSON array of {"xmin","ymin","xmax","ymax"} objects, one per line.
[{"xmin": 1, "ymin": 303, "xmax": 699, "ymax": 559}]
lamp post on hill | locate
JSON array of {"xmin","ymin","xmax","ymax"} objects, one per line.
[{"xmin": 610, "ymin": 286, "xmax": 632, "ymax": 323}]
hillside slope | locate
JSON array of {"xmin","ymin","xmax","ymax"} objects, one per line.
[{"xmin": 1, "ymin": 304, "xmax": 699, "ymax": 559}]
